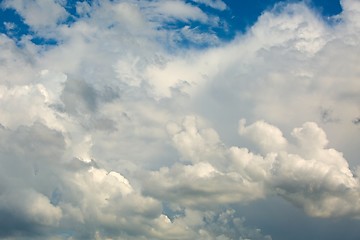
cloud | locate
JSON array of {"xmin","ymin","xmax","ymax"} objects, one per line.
[
  {"xmin": 192, "ymin": 0, "xmax": 227, "ymax": 11},
  {"xmin": 2, "ymin": 0, "xmax": 68, "ymax": 38},
  {"xmin": 238, "ymin": 119, "xmax": 287, "ymax": 153},
  {"xmin": 0, "ymin": 121, "xmax": 274, "ymax": 239},
  {"xmin": 0, "ymin": 122, "xmax": 178, "ymax": 239},
  {"xmin": 146, "ymin": 116, "xmax": 360, "ymax": 218},
  {"xmin": 152, "ymin": 0, "xmax": 208, "ymax": 23},
  {"xmin": 0, "ymin": 0, "xmax": 360, "ymax": 239},
  {"xmin": 269, "ymin": 122, "xmax": 360, "ymax": 217},
  {"xmin": 0, "ymin": 34, "xmax": 37, "ymax": 85}
]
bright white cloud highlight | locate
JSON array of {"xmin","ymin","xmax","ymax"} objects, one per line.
[{"xmin": 150, "ymin": 116, "xmax": 360, "ymax": 218}]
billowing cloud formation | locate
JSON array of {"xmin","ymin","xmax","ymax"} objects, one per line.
[
  {"xmin": 145, "ymin": 116, "xmax": 360, "ymax": 218},
  {"xmin": 0, "ymin": 0, "xmax": 360, "ymax": 239}
]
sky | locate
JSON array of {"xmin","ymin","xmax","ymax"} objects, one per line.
[{"xmin": 0, "ymin": 0, "xmax": 359, "ymax": 239}]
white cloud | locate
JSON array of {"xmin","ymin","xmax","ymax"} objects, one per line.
[
  {"xmin": 0, "ymin": 0, "xmax": 360, "ymax": 239},
  {"xmin": 167, "ymin": 115, "xmax": 223, "ymax": 163},
  {"xmin": 148, "ymin": 117, "xmax": 360, "ymax": 218},
  {"xmin": 153, "ymin": 0, "xmax": 208, "ymax": 23},
  {"xmin": 0, "ymin": 34, "xmax": 37, "ymax": 85},
  {"xmin": 179, "ymin": 25, "xmax": 220, "ymax": 46},
  {"xmin": 113, "ymin": 2, "xmax": 146, "ymax": 28},
  {"xmin": 192, "ymin": 0, "xmax": 227, "ymax": 11},
  {"xmin": 2, "ymin": 0, "xmax": 68, "ymax": 37},
  {"xmin": 341, "ymin": 0, "xmax": 360, "ymax": 30},
  {"xmin": 239, "ymin": 119, "xmax": 288, "ymax": 153},
  {"xmin": 0, "ymin": 84, "xmax": 61, "ymax": 129}
]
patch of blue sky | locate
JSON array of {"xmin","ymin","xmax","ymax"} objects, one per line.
[
  {"xmin": 158, "ymin": 19, "xmax": 232, "ymax": 50},
  {"xmin": 0, "ymin": 6, "xmax": 60, "ymax": 46},
  {"xmin": 155, "ymin": 3, "xmax": 235, "ymax": 49},
  {"xmin": 189, "ymin": 2, "xmax": 238, "ymax": 40},
  {"xmin": 0, "ymin": 0, "xmax": 343, "ymax": 49},
  {"xmin": 30, "ymin": 37, "xmax": 59, "ymax": 46},
  {"xmin": 63, "ymin": 0, "xmax": 94, "ymax": 18},
  {"xmin": 0, "ymin": 8, "xmax": 31, "ymax": 42},
  {"xmin": 0, "ymin": 0, "xmax": 88, "ymax": 47},
  {"xmin": 306, "ymin": 0, "xmax": 343, "ymax": 25},
  {"xmin": 63, "ymin": 0, "xmax": 82, "ymax": 17},
  {"xmin": 223, "ymin": 0, "xmax": 342, "ymax": 33},
  {"xmin": 307, "ymin": 0, "xmax": 342, "ymax": 16},
  {"xmin": 157, "ymin": 0, "xmax": 343, "ymax": 49}
]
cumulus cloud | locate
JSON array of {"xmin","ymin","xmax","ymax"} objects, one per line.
[
  {"xmin": 146, "ymin": 116, "xmax": 360, "ymax": 218},
  {"xmin": 0, "ymin": 121, "xmax": 274, "ymax": 239},
  {"xmin": 0, "ymin": 0, "xmax": 360, "ymax": 239},
  {"xmin": 238, "ymin": 119, "xmax": 287, "ymax": 153}
]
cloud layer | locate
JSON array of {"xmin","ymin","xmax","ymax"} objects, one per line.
[{"xmin": 0, "ymin": 0, "xmax": 360, "ymax": 239}]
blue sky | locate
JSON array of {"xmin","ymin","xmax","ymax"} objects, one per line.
[
  {"xmin": 1, "ymin": 0, "xmax": 342, "ymax": 45},
  {"xmin": 0, "ymin": 0, "xmax": 360, "ymax": 239},
  {"xmin": 224, "ymin": 0, "xmax": 342, "ymax": 30}
]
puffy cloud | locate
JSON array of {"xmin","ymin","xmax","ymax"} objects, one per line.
[
  {"xmin": 1, "ymin": 190, "xmax": 62, "ymax": 226},
  {"xmin": 142, "ymin": 161, "xmax": 266, "ymax": 208},
  {"xmin": 0, "ymin": 122, "xmax": 177, "ymax": 239},
  {"xmin": 0, "ymin": 0, "xmax": 360, "ymax": 239},
  {"xmin": 239, "ymin": 119, "xmax": 287, "ymax": 153},
  {"xmin": 167, "ymin": 115, "xmax": 223, "ymax": 163},
  {"xmin": 145, "ymin": 116, "xmax": 360, "ymax": 218},
  {"xmin": 269, "ymin": 122, "xmax": 360, "ymax": 217}
]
